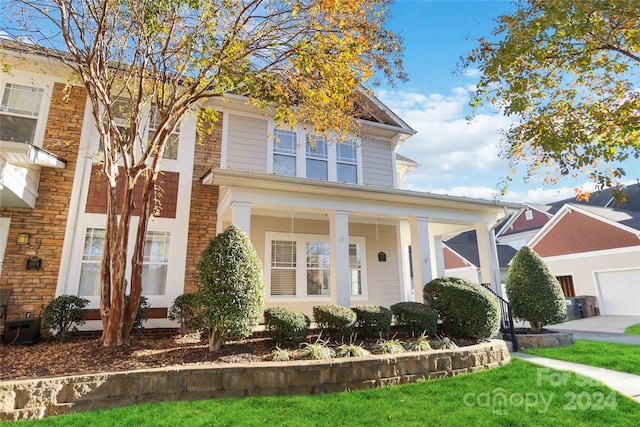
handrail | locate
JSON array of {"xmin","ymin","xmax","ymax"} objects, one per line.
[{"xmin": 482, "ymin": 284, "xmax": 518, "ymax": 352}]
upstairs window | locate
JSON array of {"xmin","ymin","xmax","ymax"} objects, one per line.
[
  {"xmin": 148, "ymin": 106, "xmax": 180, "ymax": 160},
  {"xmin": 306, "ymin": 136, "xmax": 328, "ymax": 180},
  {"xmin": 0, "ymin": 83, "xmax": 44, "ymax": 144},
  {"xmin": 337, "ymin": 140, "xmax": 358, "ymax": 184},
  {"xmin": 273, "ymin": 129, "xmax": 297, "ymax": 176}
]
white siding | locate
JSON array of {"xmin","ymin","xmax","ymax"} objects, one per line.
[
  {"xmin": 361, "ymin": 138, "xmax": 394, "ymax": 188},
  {"xmin": 226, "ymin": 114, "xmax": 268, "ymax": 172}
]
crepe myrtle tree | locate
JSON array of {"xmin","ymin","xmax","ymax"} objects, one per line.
[
  {"xmin": 505, "ymin": 246, "xmax": 566, "ymax": 333},
  {"xmin": 197, "ymin": 224, "xmax": 264, "ymax": 352},
  {"xmin": 5, "ymin": 0, "xmax": 405, "ymax": 345},
  {"xmin": 464, "ymin": 0, "xmax": 640, "ymax": 201}
]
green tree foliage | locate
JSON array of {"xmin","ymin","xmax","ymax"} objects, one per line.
[
  {"xmin": 505, "ymin": 247, "xmax": 566, "ymax": 333},
  {"xmin": 197, "ymin": 225, "xmax": 265, "ymax": 352},
  {"xmin": 4, "ymin": 0, "xmax": 404, "ymax": 345},
  {"xmin": 42, "ymin": 295, "xmax": 89, "ymax": 342},
  {"xmin": 423, "ymin": 277, "xmax": 500, "ymax": 340},
  {"xmin": 466, "ymin": 0, "xmax": 640, "ymax": 199}
]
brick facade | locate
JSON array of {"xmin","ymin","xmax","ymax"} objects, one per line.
[
  {"xmin": 0, "ymin": 83, "xmax": 86, "ymax": 320},
  {"xmin": 183, "ymin": 118, "xmax": 221, "ymax": 294},
  {"xmin": 533, "ymin": 210, "xmax": 639, "ymax": 257}
]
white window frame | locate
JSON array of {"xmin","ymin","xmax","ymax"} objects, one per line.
[
  {"xmin": 0, "ymin": 75, "xmax": 53, "ymax": 148},
  {"xmin": 265, "ymin": 232, "xmax": 367, "ymax": 301},
  {"xmin": 267, "ymin": 121, "xmax": 362, "ymax": 184}
]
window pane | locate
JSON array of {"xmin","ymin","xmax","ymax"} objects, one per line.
[
  {"xmin": 306, "ymin": 136, "xmax": 327, "ymax": 159},
  {"xmin": 272, "ymin": 240, "xmax": 296, "ymax": 267},
  {"xmin": 271, "ymin": 270, "xmax": 296, "ymax": 295},
  {"xmin": 337, "ymin": 141, "xmax": 357, "ymax": 163},
  {"xmin": 306, "ymin": 158, "xmax": 328, "ymax": 180},
  {"xmin": 306, "ymin": 242, "xmax": 330, "ymax": 268},
  {"xmin": 337, "ymin": 163, "xmax": 357, "ymax": 184},
  {"xmin": 82, "ymin": 228, "xmax": 105, "ymax": 261},
  {"xmin": 350, "ymin": 269, "xmax": 362, "ymax": 296},
  {"xmin": 79, "ymin": 263, "xmax": 101, "ymax": 296},
  {"xmin": 0, "ymin": 115, "xmax": 37, "ymax": 143},
  {"xmin": 1, "ymin": 83, "xmax": 43, "ymax": 117},
  {"xmin": 273, "ymin": 154, "xmax": 296, "ymax": 176},
  {"xmin": 273, "ymin": 129, "xmax": 296, "ymax": 154},
  {"xmin": 79, "ymin": 228, "xmax": 105, "ymax": 297},
  {"xmin": 307, "ymin": 269, "xmax": 330, "ymax": 296},
  {"xmin": 143, "ymin": 231, "xmax": 170, "ymax": 295},
  {"xmin": 349, "ymin": 244, "xmax": 360, "ymax": 268},
  {"xmin": 142, "ymin": 264, "xmax": 168, "ymax": 295}
]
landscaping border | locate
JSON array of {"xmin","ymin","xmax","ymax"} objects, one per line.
[{"xmin": 1, "ymin": 340, "xmax": 510, "ymax": 421}]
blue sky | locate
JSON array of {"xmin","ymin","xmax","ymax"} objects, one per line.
[{"xmin": 378, "ymin": 0, "xmax": 640, "ymax": 204}]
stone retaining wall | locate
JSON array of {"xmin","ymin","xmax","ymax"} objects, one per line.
[
  {"xmin": 0, "ymin": 340, "xmax": 510, "ymax": 421},
  {"xmin": 515, "ymin": 332, "xmax": 574, "ymax": 349}
]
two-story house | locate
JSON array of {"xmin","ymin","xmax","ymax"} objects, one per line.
[{"xmin": 0, "ymin": 41, "xmax": 520, "ymax": 331}]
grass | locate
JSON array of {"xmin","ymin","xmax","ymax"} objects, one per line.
[
  {"xmin": 523, "ymin": 340, "xmax": 640, "ymax": 375},
  {"xmin": 13, "ymin": 359, "xmax": 640, "ymax": 427},
  {"xmin": 624, "ymin": 323, "xmax": 640, "ymax": 335}
]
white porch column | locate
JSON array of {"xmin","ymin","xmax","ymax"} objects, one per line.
[
  {"xmin": 230, "ymin": 201, "xmax": 252, "ymax": 236},
  {"xmin": 434, "ymin": 236, "xmax": 445, "ymax": 277},
  {"xmin": 397, "ymin": 220, "xmax": 414, "ymax": 302},
  {"xmin": 409, "ymin": 217, "xmax": 436, "ymax": 303},
  {"xmin": 330, "ymin": 210, "xmax": 350, "ymax": 307},
  {"xmin": 475, "ymin": 222, "xmax": 501, "ymax": 296}
]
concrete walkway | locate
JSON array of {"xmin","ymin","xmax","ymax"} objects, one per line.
[{"xmin": 514, "ymin": 353, "xmax": 640, "ymax": 404}]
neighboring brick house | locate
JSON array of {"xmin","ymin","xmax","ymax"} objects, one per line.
[{"xmin": 1, "ymin": 42, "xmax": 520, "ymax": 331}]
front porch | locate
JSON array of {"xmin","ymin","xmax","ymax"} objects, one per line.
[{"xmin": 204, "ymin": 169, "xmax": 520, "ymax": 316}]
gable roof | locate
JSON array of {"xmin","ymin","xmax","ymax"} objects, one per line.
[
  {"xmin": 529, "ymin": 203, "xmax": 640, "ymax": 256},
  {"xmin": 548, "ymin": 183, "xmax": 640, "ymax": 212},
  {"xmin": 496, "ymin": 204, "xmax": 554, "ymax": 237},
  {"xmin": 444, "ymin": 230, "xmax": 517, "ymax": 269}
]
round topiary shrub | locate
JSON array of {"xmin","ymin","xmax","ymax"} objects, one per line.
[
  {"xmin": 389, "ymin": 302, "xmax": 437, "ymax": 337},
  {"xmin": 505, "ymin": 246, "xmax": 567, "ymax": 333},
  {"xmin": 264, "ymin": 307, "xmax": 311, "ymax": 347},
  {"xmin": 312, "ymin": 305, "xmax": 356, "ymax": 340},
  {"xmin": 42, "ymin": 295, "xmax": 89, "ymax": 342},
  {"xmin": 352, "ymin": 305, "xmax": 392, "ymax": 338},
  {"xmin": 423, "ymin": 276, "xmax": 500, "ymax": 340}
]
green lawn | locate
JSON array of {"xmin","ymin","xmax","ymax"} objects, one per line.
[
  {"xmin": 625, "ymin": 324, "xmax": 640, "ymax": 335},
  {"xmin": 523, "ymin": 340, "xmax": 640, "ymax": 375},
  {"xmin": 13, "ymin": 359, "xmax": 640, "ymax": 427}
]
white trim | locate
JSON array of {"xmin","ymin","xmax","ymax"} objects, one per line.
[
  {"xmin": 540, "ymin": 245, "xmax": 640, "ymax": 263},
  {"xmin": 220, "ymin": 111, "xmax": 229, "ymax": 168},
  {"xmin": 0, "ymin": 217, "xmax": 10, "ymax": 275}
]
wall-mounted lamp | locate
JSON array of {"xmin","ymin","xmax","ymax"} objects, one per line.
[{"xmin": 17, "ymin": 233, "xmax": 30, "ymax": 245}]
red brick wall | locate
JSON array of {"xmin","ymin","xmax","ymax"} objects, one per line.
[
  {"xmin": 443, "ymin": 246, "xmax": 471, "ymax": 269},
  {"xmin": 183, "ymin": 116, "xmax": 221, "ymax": 294},
  {"xmin": 85, "ymin": 165, "xmax": 179, "ymax": 218},
  {"xmin": 0, "ymin": 83, "xmax": 86, "ymax": 320},
  {"xmin": 533, "ymin": 210, "xmax": 639, "ymax": 257}
]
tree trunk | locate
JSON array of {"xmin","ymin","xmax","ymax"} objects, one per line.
[
  {"xmin": 530, "ymin": 321, "xmax": 543, "ymax": 333},
  {"xmin": 208, "ymin": 329, "xmax": 224, "ymax": 352}
]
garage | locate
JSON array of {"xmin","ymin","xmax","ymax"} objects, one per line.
[{"xmin": 595, "ymin": 269, "xmax": 640, "ymax": 316}]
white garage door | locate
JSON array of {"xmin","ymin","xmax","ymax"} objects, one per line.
[{"xmin": 595, "ymin": 269, "xmax": 640, "ymax": 316}]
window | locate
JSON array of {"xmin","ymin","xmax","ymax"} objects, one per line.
[
  {"xmin": 142, "ymin": 231, "xmax": 170, "ymax": 295},
  {"xmin": 78, "ymin": 227, "xmax": 170, "ymax": 296},
  {"xmin": 524, "ymin": 209, "xmax": 533, "ymax": 221},
  {"xmin": 111, "ymin": 98, "xmax": 132, "ymax": 143},
  {"xmin": 349, "ymin": 243, "xmax": 363, "ymax": 296},
  {"xmin": 79, "ymin": 228, "xmax": 105, "ymax": 296},
  {"xmin": 337, "ymin": 140, "xmax": 358, "ymax": 183},
  {"xmin": 270, "ymin": 240, "xmax": 296, "ymax": 295},
  {"xmin": 306, "ymin": 136, "xmax": 328, "ymax": 180},
  {"xmin": 273, "ymin": 129, "xmax": 297, "ymax": 176},
  {"xmin": 148, "ymin": 106, "xmax": 180, "ymax": 160},
  {"xmin": 0, "ymin": 83, "xmax": 44, "ymax": 144},
  {"xmin": 306, "ymin": 241, "xmax": 330, "ymax": 295}
]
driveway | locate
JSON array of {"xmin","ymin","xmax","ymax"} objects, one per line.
[{"xmin": 546, "ymin": 315, "xmax": 640, "ymax": 344}]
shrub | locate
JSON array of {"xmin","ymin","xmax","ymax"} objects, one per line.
[
  {"xmin": 352, "ymin": 305, "xmax": 392, "ymax": 338},
  {"xmin": 42, "ymin": 295, "xmax": 89, "ymax": 341},
  {"xmin": 197, "ymin": 224, "xmax": 265, "ymax": 351},
  {"xmin": 264, "ymin": 307, "xmax": 310, "ymax": 347},
  {"xmin": 374, "ymin": 338, "xmax": 405, "ymax": 354},
  {"xmin": 390, "ymin": 302, "xmax": 437, "ymax": 337},
  {"xmin": 423, "ymin": 276, "xmax": 500, "ymax": 340},
  {"xmin": 125, "ymin": 295, "xmax": 150, "ymax": 334},
  {"xmin": 169, "ymin": 293, "xmax": 205, "ymax": 334},
  {"xmin": 312, "ymin": 305, "xmax": 356, "ymax": 340},
  {"xmin": 505, "ymin": 246, "xmax": 567, "ymax": 333}
]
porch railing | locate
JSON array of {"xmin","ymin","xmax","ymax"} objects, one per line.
[{"xmin": 482, "ymin": 283, "xmax": 518, "ymax": 352}]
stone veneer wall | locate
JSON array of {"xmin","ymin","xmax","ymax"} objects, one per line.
[
  {"xmin": 183, "ymin": 117, "xmax": 221, "ymax": 294},
  {"xmin": 0, "ymin": 84, "xmax": 86, "ymax": 320},
  {"xmin": 0, "ymin": 340, "xmax": 510, "ymax": 421}
]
